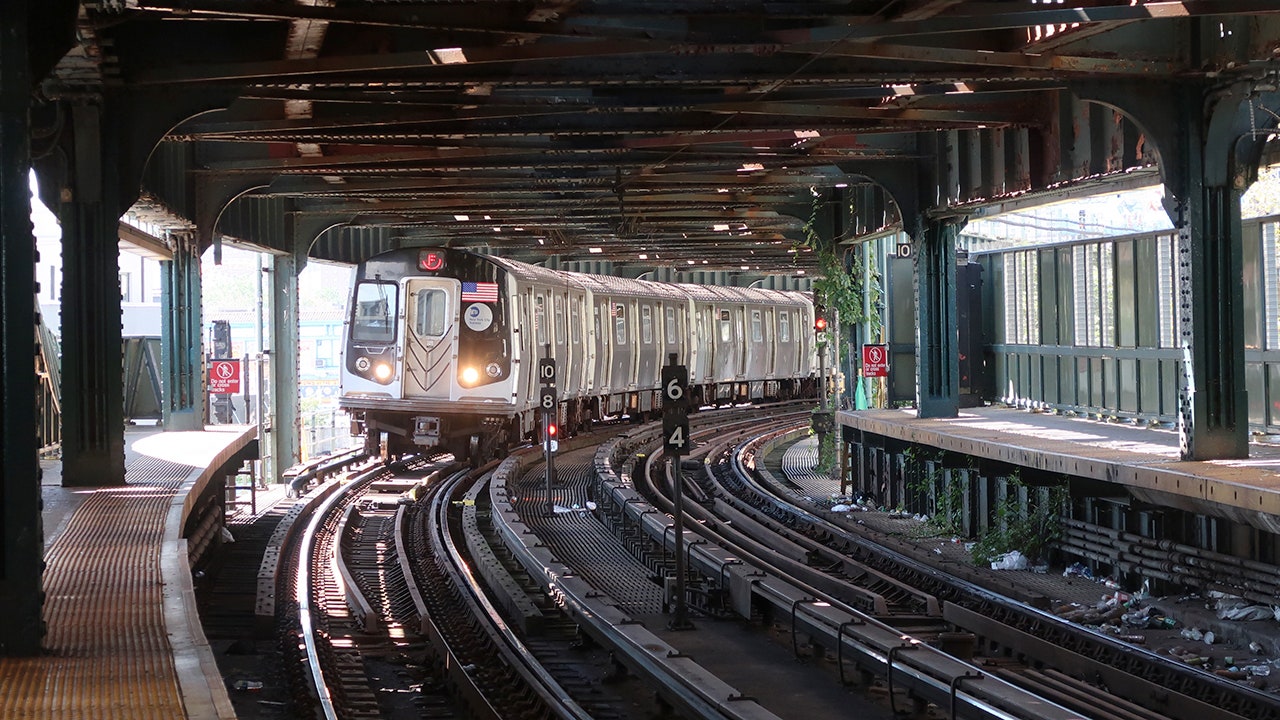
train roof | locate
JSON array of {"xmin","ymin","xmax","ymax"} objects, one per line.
[{"xmin": 484, "ymin": 252, "xmax": 808, "ymax": 307}]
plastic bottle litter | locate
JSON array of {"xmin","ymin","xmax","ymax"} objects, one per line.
[
  {"xmin": 1203, "ymin": 631, "xmax": 1216, "ymax": 645},
  {"xmin": 232, "ymin": 680, "xmax": 263, "ymax": 691},
  {"xmin": 1250, "ymin": 641, "xmax": 1265, "ymax": 654},
  {"xmin": 1245, "ymin": 665, "xmax": 1273, "ymax": 677},
  {"xmin": 1180, "ymin": 627, "xmax": 1204, "ymax": 641}
]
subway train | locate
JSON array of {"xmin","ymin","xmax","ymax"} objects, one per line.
[{"xmin": 339, "ymin": 247, "xmax": 822, "ymax": 461}]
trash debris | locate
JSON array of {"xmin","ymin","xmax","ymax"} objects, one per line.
[
  {"xmin": 1250, "ymin": 641, "xmax": 1265, "ymax": 654},
  {"xmin": 1133, "ymin": 579, "xmax": 1150, "ymax": 601},
  {"xmin": 1180, "ymin": 627, "xmax": 1203, "ymax": 641},
  {"xmin": 1063, "ymin": 563, "xmax": 1094, "ymax": 580},
  {"xmin": 990, "ymin": 550, "xmax": 1029, "ymax": 571},
  {"xmin": 231, "ymin": 680, "xmax": 263, "ymax": 691},
  {"xmin": 1203, "ymin": 631, "xmax": 1216, "ymax": 645}
]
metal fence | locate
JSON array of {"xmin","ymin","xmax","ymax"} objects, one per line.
[{"xmin": 973, "ymin": 215, "xmax": 1280, "ymax": 431}]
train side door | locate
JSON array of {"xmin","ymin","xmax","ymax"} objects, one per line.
[
  {"xmin": 662, "ymin": 304, "xmax": 681, "ymax": 370},
  {"xmin": 403, "ymin": 278, "xmax": 458, "ymax": 399},
  {"xmin": 553, "ymin": 292, "xmax": 569, "ymax": 395},
  {"xmin": 594, "ymin": 300, "xmax": 611, "ymax": 393},
  {"xmin": 568, "ymin": 293, "xmax": 586, "ymax": 397},
  {"xmin": 776, "ymin": 308, "xmax": 794, "ymax": 377},
  {"xmin": 611, "ymin": 299, "xmax": 634, "ymax": 389},
  {"xmin": 761, "ymin": 307, "xmax": 776, "ymax": 377},
  {"xmin": 637, "ymin": 303, "xmax": 657, "ymax": 388}
]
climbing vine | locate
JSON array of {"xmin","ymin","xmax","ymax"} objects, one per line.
[
  {"xmin": 793, "ymin": 185, "xmax": 885, "ymax": 348},
  {"xmin": 796, "ymin": 189, "xmax": 883, "ymax": 337}
]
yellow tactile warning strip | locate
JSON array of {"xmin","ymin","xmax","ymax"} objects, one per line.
[{"xmin": 0, "ymin": 456, "xmax": 194, "ymax": 719}]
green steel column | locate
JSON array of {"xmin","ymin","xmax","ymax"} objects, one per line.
[
  {"xmin": 0, "ymin": 0, "xmax": 45, "ymax": 655},
  {"xmin": 913, "ymin": 218, "xmax": 960, "ymax": 418},
  {"xmin": 161, "ymin": 232, "xmax": 203, "ymax": 431},
  {"xmin": 269, "ymin": 252, "xmax": 301, "ymax": 479},
  {"xmin": 1171, "ymin": 183, "xmax": 1248, "ymax": 460},
  {"xmin": 1165, "ymin": 88, "xmax": 1249, "ymax": 461},
  {"xmin": 58, "ymin": 104, "xmax": 126, "ymax": 487}
]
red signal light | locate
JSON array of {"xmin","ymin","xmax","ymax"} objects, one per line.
[
  {"xmin": 546, "ymin": 423, "xmax": 558, "ymax": 437},
  {"xmin": 814, "ymin": 316, "xmax": 828, "ymax": 332}
]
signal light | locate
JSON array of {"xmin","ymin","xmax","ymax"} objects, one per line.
[
  {"xmin": 546, "ymin": 422, "xmax": 558, "ymax": 437},
  {"xmin": 814, "ymin": 315, "xmax": 828, "ymax": 332}
]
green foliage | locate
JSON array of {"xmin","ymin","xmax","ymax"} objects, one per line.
[
  {"xmin": 811, "ymin": 409, "xmax": 837, "ymax": 474},
  {"xmin": 969, "ymin": 473, "xmax": 1067, "ymax": 567},
  {"xmin": 796, "ymin": 190, "xmax": 882, "ymax": 333},
  {"xmin": 903, "ymin": 448, "xmax": 965, "ymax": 537}
]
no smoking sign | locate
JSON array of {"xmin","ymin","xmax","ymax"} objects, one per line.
[
  {"xmin": 208, "ymin": 359, "xmax": 242, "ymax": 394},
  {"xmin": 862, "ymin": 344, "xmax": 889, "ymax": 378}
]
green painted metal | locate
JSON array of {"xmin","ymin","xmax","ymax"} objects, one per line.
[
  {"xmin": 1173, "ymin": 183, "xmax": 1249, "ymax": 460},
  {"xmin": 269, "ymin": 250, "xmax": 301, "ymax": 482},
  {"xmin": 161, "ymin": 233, "xmax": 204, "ymax": 431},
  {"xmin": 58, "ymin": 103, "xmax": 126, "ymax": 487},
  {"xmin": 914, "ymin": 218, "xmax": 961, "ymax": 418},
  {"xmin": 0, "ymin": 0, "xmax": 45, "ymax": 656}
]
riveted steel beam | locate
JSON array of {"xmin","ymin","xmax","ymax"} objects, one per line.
[
  {"xmin": 0, "ymin": 0, "xmax": 44, "ymax": 657},
  {"xmin": 161, "ymin": 232, "xmax": 204, "ymax": 431}
]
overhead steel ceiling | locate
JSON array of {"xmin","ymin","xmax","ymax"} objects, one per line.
[{"xmin": 33, "ymin": 1, "xmax": 1280, "ymax": 276}]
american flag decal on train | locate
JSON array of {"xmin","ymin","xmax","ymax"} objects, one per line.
[{"xmin": 461, "ymin": 281, "xmax": 498, "ymax": 303}]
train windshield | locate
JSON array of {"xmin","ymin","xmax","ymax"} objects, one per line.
[{"xmin": 352, "ymin": 280, "xmax": 398, "ymax": 343}]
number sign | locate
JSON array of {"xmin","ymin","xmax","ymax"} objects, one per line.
[
  {"xmin": 663, "ymin": 407, "xmax": 690, "ymax": 455},
  {"xmin": 661, "ymin": 363, "xmax": 690, "ymax": 454},
  {"xmin": 661, "ymin": 364, "xmax": 688, "ymax": 409},
  {"xmin": 538, "ymin": 358, "xmax": 557, "ymax": 410},
  {"xmin": 538, "ymin": 358, "xmax": 557, "ymax": 386}
]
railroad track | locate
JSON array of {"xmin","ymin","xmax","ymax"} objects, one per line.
[
  {"xmin": 232, "ymin": 403, "xmax": 1276, "ymax": 720},
  {"xmin": 690, "ymin": 416, "xmax": 1280, "ymax": 720}
]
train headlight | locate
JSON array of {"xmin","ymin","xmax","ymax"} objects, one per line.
[
  {"xmin": 354, "ymin": 356, "xmax": 371, "ymax": 372},
  {"xmin": 460, "ymin": 366, "xmax": 480, "ymax": 386},
  {"xmin": 485, "ymin": 362, "xmax": 502, "ymax": 378},
  {"xmin": 373, "ymin": 362, "xmax": 393, "ymax": 382}
]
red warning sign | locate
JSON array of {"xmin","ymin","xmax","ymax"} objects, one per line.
[
  {"xmin": 208, "ymin": 359, "xmax": 242, "ymax": 394},
  {"xmin": 862, "ymin": 344, "xmax": 889, "ymax": 378}
]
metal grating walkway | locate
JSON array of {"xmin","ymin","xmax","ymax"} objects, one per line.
[
  {"xmin": 0, "ymin": 428, "xmax": 251, "ymax": 719},
  {"xmin": 514, "ymin": 451, "xmax": 664, "ymax": 615},
  {"xmin": 780, "ymin": 436, "xmax": 841, "ymax": 498}
]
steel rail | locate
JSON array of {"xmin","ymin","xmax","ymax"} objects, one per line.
[
  {"xmin": 295, "ymin": 462, "xmax": 391, "ymax": 720},
  {"xmin": 733, "ymin": 426, "xmax": 1273, "ymax": 720},
  {"xmin": 426, "ymin": 467, "xmax": 597, "ymax": 720},
  {"xmin": 592, "ymin": 417, "xmax": 1091, "ymax": 720}
]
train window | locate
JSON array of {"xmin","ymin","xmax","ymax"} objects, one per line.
[
  {"xmin": 413, "ymin": 288, "xmax": 448, "ymax": 337},
  {"xmin": 641, "ymin": 305, "xmax": 653, "ymax": 344},
  {"xmin": 352, "ymin": 281, "xmax": 397, "ymax": 343},
  {"xmin": 750, "ymin": 309, "xmax": 763, "ymax": 343},
  {"xmin": 614, "ymin": 304, "xmax": 627, "ymax": 345},
  {"xmin": 595, "ymin": 304, "xmax": 605, "ymax": 346},
  {"xmin": 571, "ymin": 301, "xmax": 582, "ymax": 344},
  {"xmin": 665, "ymin": 306, "xmax": 677, "ymax": 344},
  {"xmin": 779, "ymin": 310, "xmax": 790, "ymax": 342},
  {"xmin": 554, "ymin": 296, "xmax": 566, "ymax": 343},
  {"xmin": 719, "ymin": 309, "xmax": 731, "ymax": 343},
  {"xmin": 535, "ymin": 294, "xmax": 547, "ymax": 346}
]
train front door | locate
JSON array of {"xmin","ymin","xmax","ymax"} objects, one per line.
[{"xmin": 403, "ymin": 279, "xmax": 458, "ymax": 399}]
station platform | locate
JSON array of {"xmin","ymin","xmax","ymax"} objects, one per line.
[
  {"xmin": 839, "ymin": 406, "xmax": 1280, "ymax": 532},
  {"xmin": 0, "ymin": 424, "xmax": 257, "ymax": 720}
]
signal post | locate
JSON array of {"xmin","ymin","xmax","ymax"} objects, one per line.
[
  {"xmin": 539, "ymin": 353, "xmax": 558, "ymax": 515},
  {"xmin": 661, "ymin": 355, "xmax": 694, "ymax": 630}
]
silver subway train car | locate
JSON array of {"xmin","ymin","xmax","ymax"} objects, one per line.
[{"xmin": 340, "ymin": 247, "xmax": 820, "ymax": 461}]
